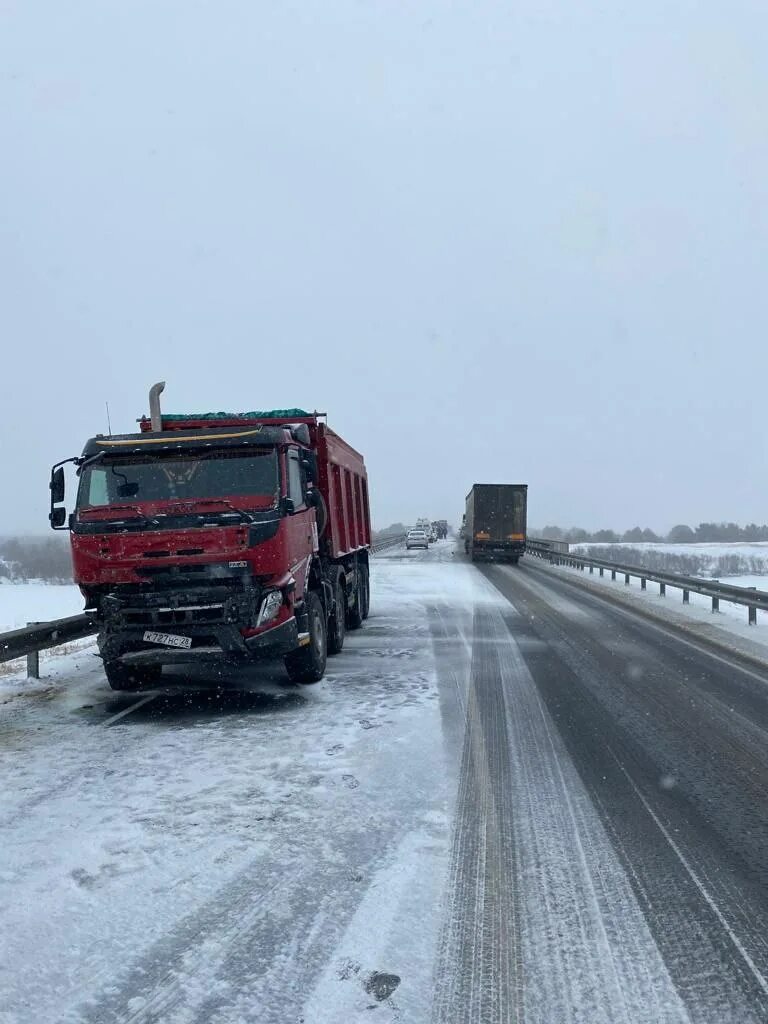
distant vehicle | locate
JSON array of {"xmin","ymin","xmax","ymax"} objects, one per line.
[
  {"xmin": 464, "ymin": 484, "xmax": 528, "ymax": 563},
  {"xmin": 49, "ymin": 383, "xmax": 372, "ymax": 690},
  {"xmin": 414, "ymin": 518, "xmax": 432, "ymax": 543},
  {"xmin": 406, "ymin": 529, "xmax": 429, "ymax": 550}
]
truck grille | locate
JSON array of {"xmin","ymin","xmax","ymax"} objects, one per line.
[{"xmin": 124, "ymin": 605, "xmax": 225, "ymax": 627}]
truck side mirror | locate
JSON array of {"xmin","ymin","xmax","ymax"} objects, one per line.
[
  {"xmin": 50, "ymin": 466, "xmax": 65, "ymax": 504},
  {"xmin": 301, "ymin": 454, "xmax": 318, "ymax": 484},
  {"xmin": 49, "ymin": 458, "xmax": 78, "ymax": 531}
]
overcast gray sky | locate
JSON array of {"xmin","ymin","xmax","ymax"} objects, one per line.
[{"xmin": 2, "ymin": 1, "xmax": 767, "ymax": 535}]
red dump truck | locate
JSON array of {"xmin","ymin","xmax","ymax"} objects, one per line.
[{"xmin": 49, "ymin": 384, "xmax": 371, "ymax": 690}]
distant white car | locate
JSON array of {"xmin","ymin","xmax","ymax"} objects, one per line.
[{"xmin": 406, "ymin": 530, "xmax": 429, "ymax": 550}]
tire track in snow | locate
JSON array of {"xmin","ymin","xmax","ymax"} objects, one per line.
[
  {"xmin": 431, "ymin": 600, "xmax": 691, "ymax": 1024},
  {"xmin": 431, "ymin": 606, "xmax": 520, "ymax": 1024}
]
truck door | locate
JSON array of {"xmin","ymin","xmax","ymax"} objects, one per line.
[{"xmin": 283, "ymin": 448, "xmax": 315, "ymax": 598}]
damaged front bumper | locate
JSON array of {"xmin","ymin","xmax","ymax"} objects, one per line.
[
  {"xmin": 97, "ymin": 582, "xmax": 298, "ymax": 665},
  {"xmin": 118, "ymin": 617, "xmax": 301, "ymax": 666}
]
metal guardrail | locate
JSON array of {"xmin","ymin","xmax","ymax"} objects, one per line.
[
  {"xmin": 371, "ymin": 534, "xmax": 407, "ymax": 552},
  {"xmin": 528, "ymin": 537, "xmax": 571, "ymax": 554},
  {"xmin": 0, "ymin": 614, "xmax": 98, "ymax": 678},
  {"xmin": 526, "ymin": 539, "xmax": 768, "ymax": 625}
]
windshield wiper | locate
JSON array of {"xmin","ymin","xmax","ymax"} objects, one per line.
[
  {"xmin": 192, "ymin": 499, "xmax": 254, "ymax": 523},
  {"xmin": 103, "ymin": 504, "xmax": 150, "ymax": 521},
  {"xmin": 153, "ymin": 499, "xmax": 254, "ymax": 524}
]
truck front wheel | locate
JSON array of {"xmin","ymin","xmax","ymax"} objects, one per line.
[
  {"xmin": 104, "ymin": 661, "xmax": 162, "ymax": 692},
  {"xmin": 285, "ymin": 591, "xmax": 327, "ymax": 684}
]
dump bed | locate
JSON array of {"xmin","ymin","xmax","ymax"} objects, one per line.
[{"xmin": 314, "ymin": 423, "xmax": 371, "ymax": 559}]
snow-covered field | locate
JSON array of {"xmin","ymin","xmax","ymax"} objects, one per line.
[
  {"xmin": 0, "ymin": 581, "xmax": 84, "ymax": 634},
  {"xmin": 572, "ymin": 541, "xmax": 768, "ymax": 582},
  {"xmin": 574, "ymin": 542, "xmax": 768, "ymax": 558}
]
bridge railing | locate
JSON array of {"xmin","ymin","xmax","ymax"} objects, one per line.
[
  {"xmin": 371, "ymin": 534, "xmax": 407, "ymax": 553},
  {"xmin": 526, "ymin": 539, "xmax": 768, "ymax": 625}
]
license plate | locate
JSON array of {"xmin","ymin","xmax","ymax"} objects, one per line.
[{"xmin": 143, "ymin": 630, "xmax": 192, "ymax": 649}]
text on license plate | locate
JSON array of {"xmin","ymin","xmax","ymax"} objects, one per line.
[{"xmin": 143, "ymin": 630, "xmax": 192, "ymax": 649}]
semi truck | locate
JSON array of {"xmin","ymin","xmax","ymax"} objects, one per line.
[
  {"xmin": 49, "ymin": 383, "xmax": 372, "ymax": 690},
  {"xmin": 464, "ymin": 484, "xmax": 528, "ymax": 563}
]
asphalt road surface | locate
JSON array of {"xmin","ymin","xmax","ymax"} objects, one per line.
[{"xmin": 2, "ymin": 540, "xmax": 768, "ymax": 1023}]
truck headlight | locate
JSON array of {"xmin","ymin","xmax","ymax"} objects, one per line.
[{"xmin": 256, "ymin": 590, "xmax": 283, "ymax": 628}]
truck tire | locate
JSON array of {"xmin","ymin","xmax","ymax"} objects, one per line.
[
  {"xmin": 104, "ymin": 661, "xmax": 162, "ymax": 692},
  {"xmin": 327, "ymin": 578, "xmax": 346, "ymax": 655},
  {"xmin": 285, "ymin": 591, "xmax": 327, "ymax": 683},
  {"xmin": 360, "ymin": 564, "xmax": 370, "ymax": 620},
  {"xmin": 346, "ymin": 568, "xmax": 364, "ymax": 631}
]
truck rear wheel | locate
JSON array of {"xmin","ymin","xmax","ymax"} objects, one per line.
[
  {"xmin": 327, "ymin": 579, "xmax": 346, "ymax": 655},
  {"xmin": 285, "ymin": 591, "xmax": 327, "ymax": 684},
  {"xmin": 346, "ymin": 568, "xmax": 364, "ymax": 631},
  {"xmin": 104, "ymin": 661, "xmax": 162, "ymax": 692},
  {"xmin": 360, "ymin": 564, "xmax": 370, "ymax": 620}
]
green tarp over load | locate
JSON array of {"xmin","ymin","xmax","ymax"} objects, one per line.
[{"xmin": 161, "ymin": 410, "xmax": 312, "ymax": 420}]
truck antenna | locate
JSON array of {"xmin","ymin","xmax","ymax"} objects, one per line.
[{"xmin": 105, "ymin": 401, "xmax": 112, "ymax": 436}]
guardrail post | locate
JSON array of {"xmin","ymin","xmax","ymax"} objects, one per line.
[
  {"xmin": 712, "ymin": 596, "xmax": 719, "ymax": 613},
  {"xmin": 625, "ymin": 573, "xmax": 630, "ymax": 585},
  {"xmin": 26, "ymin": 622, "xmax": 40, "ymax": 679},
  {"xmin": 589, "ymin": 565, "xmax": 594, "ymax": 574},
  {"xmin": 599, "ymin": 567, "xmax": 604, "ymax": 577},
  {"xmin": 611, "ymin": 569, "xmax": 616, "ymax": 581},
  {"xmin": 749, "ymin": 606, "xmax": 757, "ymax": 625},
  {"xmin": 659, "ymin": 582, "xmax": 666, "ymax": 597},
  {"xmin": 641, "ymin": 577, "xmax": 647, "ymax": 590},
  {"xmin": 683, "ymin": 589, "xmax": 689, "ymax": 604}
]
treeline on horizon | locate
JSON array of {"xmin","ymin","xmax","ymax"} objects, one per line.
[
  {"xmin": 539, "ymin": 522, "xmax": 768, "ymax": 544},
  {"xmin": 0, "ymin": 536, "xmax": 74, "ymax": 583}
]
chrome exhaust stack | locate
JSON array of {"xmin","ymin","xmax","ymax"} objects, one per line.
[{"xmin": 149, "ymin": 381, "xmax": 166, "ymax": 432}]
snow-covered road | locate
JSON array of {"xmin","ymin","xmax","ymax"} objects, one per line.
[{"xmin": 2, "ymin": 541, "xmax": 768, "ymax": 1022}]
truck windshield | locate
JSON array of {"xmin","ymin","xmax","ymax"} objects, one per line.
[{"xmin": 76, "ymin": 449, "xmax": 278, "ymax": 509}]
